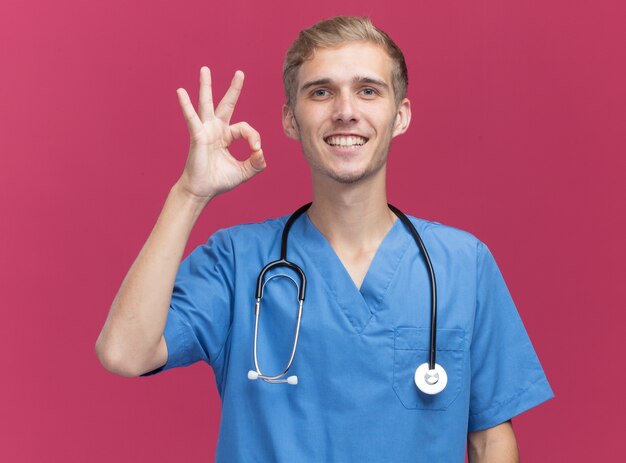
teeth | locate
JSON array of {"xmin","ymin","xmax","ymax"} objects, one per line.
[{"xmin": 325, "ymin": 135, "xmax": 367, "ymax": 147}]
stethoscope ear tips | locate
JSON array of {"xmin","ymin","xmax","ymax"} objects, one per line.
[
  {"xmin": 414, "ymin": 362, "xmax": 447, "ymax": 395},
  {"xmin": 248, "ymin": 370, "xmax": 298, "ymax": 385}
]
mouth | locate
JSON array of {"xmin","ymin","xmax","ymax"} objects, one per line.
[{"xmin": 324, "ymin": 134, "xmax": 369, "ymax": 149}]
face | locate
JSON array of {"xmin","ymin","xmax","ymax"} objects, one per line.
[{"xmin": 283, "ymin": 41, "xmax": 411, "ymax": 185}]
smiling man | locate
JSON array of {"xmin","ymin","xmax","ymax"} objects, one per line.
[
  {"xmin": 96, "ymin": 16, "xmax": 553, "ymax": 462},
  {"xmin": 283, "ymin": 40, "xmax": 409, "ymax": 188}
]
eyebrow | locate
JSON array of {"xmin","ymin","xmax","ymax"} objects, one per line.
[
  {"xmin": 299, "ymin": 76, "xmax": 390, "ymax": 93},
  {"xmin": 299, "ymin": 78, "xmax": 332, "ymax": 93},
  {"xmin": 353, "ymin": 76, "xmax": 389, "ymax": 89}
]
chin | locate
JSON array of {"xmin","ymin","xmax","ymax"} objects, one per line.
[
  {"xmin": 317, "ymin": 165, "xmax": 375, "ymax": 185},
  {"xmin": 329, "ymin": 171, "xmax": 369, "ymax": 184}
]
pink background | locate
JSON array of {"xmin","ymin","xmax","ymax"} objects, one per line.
[{"xmin": 1, "ymin": 0, "xmax": 624, "ymax": 461}]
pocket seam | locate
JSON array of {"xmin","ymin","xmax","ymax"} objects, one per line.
[{"xmin": 392, "ymin": 327, "xmax": 465, "ymax": 411}]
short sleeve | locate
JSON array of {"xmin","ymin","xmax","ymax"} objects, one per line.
[
  {"xmin": 467, "ymin": 241, "xmax": 554, "ymax": 431},
  {"xmin": 140, "ymin": 229, "xmax": 234, "ymax": 376}
]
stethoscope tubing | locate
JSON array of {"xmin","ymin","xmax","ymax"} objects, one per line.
[
  {"xmin": 387, "ymin": 204, "xmax": 438, "ymax": 371},
  {"xmin": 255, "ymin": 203, "xmax": 311, "ymax": 301}
]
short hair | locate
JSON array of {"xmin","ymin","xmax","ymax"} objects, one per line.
[{"xmin": 283, "ymin": 16, "xmax": 408, "ymax": 107}]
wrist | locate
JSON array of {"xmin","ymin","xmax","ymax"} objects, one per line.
[{"xmin": 170, "ymin": 181, "xmax": 213, "ymax": 218}]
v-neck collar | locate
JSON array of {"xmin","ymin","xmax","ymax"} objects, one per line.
[{"xmin": 290, "ymin": 212, "xmax": 412, "ymax": 334}]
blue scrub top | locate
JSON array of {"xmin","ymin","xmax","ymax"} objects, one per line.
[{"xmin": 142, "ymin": 213, "xmax": 553, "ymax": 461}]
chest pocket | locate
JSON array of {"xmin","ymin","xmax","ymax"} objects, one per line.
[{"xmin": 392, "ymin": 327, "xmax": 465, "ymax": 410}]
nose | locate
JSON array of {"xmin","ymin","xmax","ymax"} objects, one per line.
[{"xmin": 332, "ymin": 92, "xmax": 359, "ymax": 123}]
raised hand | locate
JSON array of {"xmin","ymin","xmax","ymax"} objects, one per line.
[{"xmin": 175, "ymin": 66, "xmax": 266, "ymax": 202}]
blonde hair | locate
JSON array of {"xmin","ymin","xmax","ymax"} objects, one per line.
[{"xmin": 283, "ymin": 16, "xmax": 408, "ymax": 107}]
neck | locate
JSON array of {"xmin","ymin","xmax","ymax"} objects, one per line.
[{"xmin": 307, "ymin": 169, "xmax": 396, "ymax": 251}]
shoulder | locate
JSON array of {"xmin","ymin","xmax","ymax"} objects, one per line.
[
  {"xmin": 203, "ymin": 215, "xmax": 291, "ymax": 258},
  {"xmin": 212, "ymin": 215, "xmax": 288, "ymax": 242},
  {"xmin": 405, "ymin": 214, "xmax": 484, "ymax": 253},
  {"xmin": 404, "ymin": 215, "xmax": 505, "ymax": 280}
]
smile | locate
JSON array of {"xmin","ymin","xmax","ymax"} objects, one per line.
[{"xmin": 324, "ymin": 135, "xmax": 368, "ymax": 148}]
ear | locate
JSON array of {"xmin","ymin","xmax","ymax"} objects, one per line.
[
  {"xmin": 282, "ymin": 104, "xmax": 300, "ymax": 140},
  {"xmin": 391, "ymin": 98, "xmax": 411, "ymax": 138}
]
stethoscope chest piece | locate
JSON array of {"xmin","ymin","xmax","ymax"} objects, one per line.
[{"xmin": 414, "ymin": 362, "xmax": 448, "ymax": 395}]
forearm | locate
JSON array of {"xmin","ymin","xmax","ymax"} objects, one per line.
[
  {"xmin": 468, "ymin": 421, "xmax": 519, "ymax": 463},
  {"xmin": 95, "ymin": 181, "xmax": 210, "ymax": 376},
  {"xmin": 96, "ymin": 66, "xmax": 265, "ymax": 377}
]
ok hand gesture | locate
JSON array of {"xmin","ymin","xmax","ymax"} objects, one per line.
[{"xmin": 175, "ymin": 67, "xmax": 266, "ymax": 202}]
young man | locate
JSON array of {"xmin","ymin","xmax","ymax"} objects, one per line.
[{"xmin": 96, "ymin": 16, "xmax": 553, "ymax": 462}]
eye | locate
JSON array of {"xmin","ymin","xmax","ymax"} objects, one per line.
[
  {"xmin": 312, "ymin": 89, "xmax": 329, "ymax": 98},
  {"xmin": 360, "ymin": 87, "xmax": 378, "ymax": 97}
]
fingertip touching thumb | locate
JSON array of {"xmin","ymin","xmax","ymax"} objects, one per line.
[{"xmin": 250, "ymin": 148, "xmax": 266, "ymax": 172}]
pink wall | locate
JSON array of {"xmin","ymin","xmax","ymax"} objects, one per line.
[{"xmin": 1, "ymin": 0, "xmax": 624, "ymax": 461}]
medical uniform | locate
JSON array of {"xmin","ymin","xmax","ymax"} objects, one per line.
[{"xmin": 142, "ymin": 212, "xmax": 553, "ymax": 462}]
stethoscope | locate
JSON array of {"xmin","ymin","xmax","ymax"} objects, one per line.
[{"xmin": 247, "ymin": 203, "xmax": 448, "ymax": 395}]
